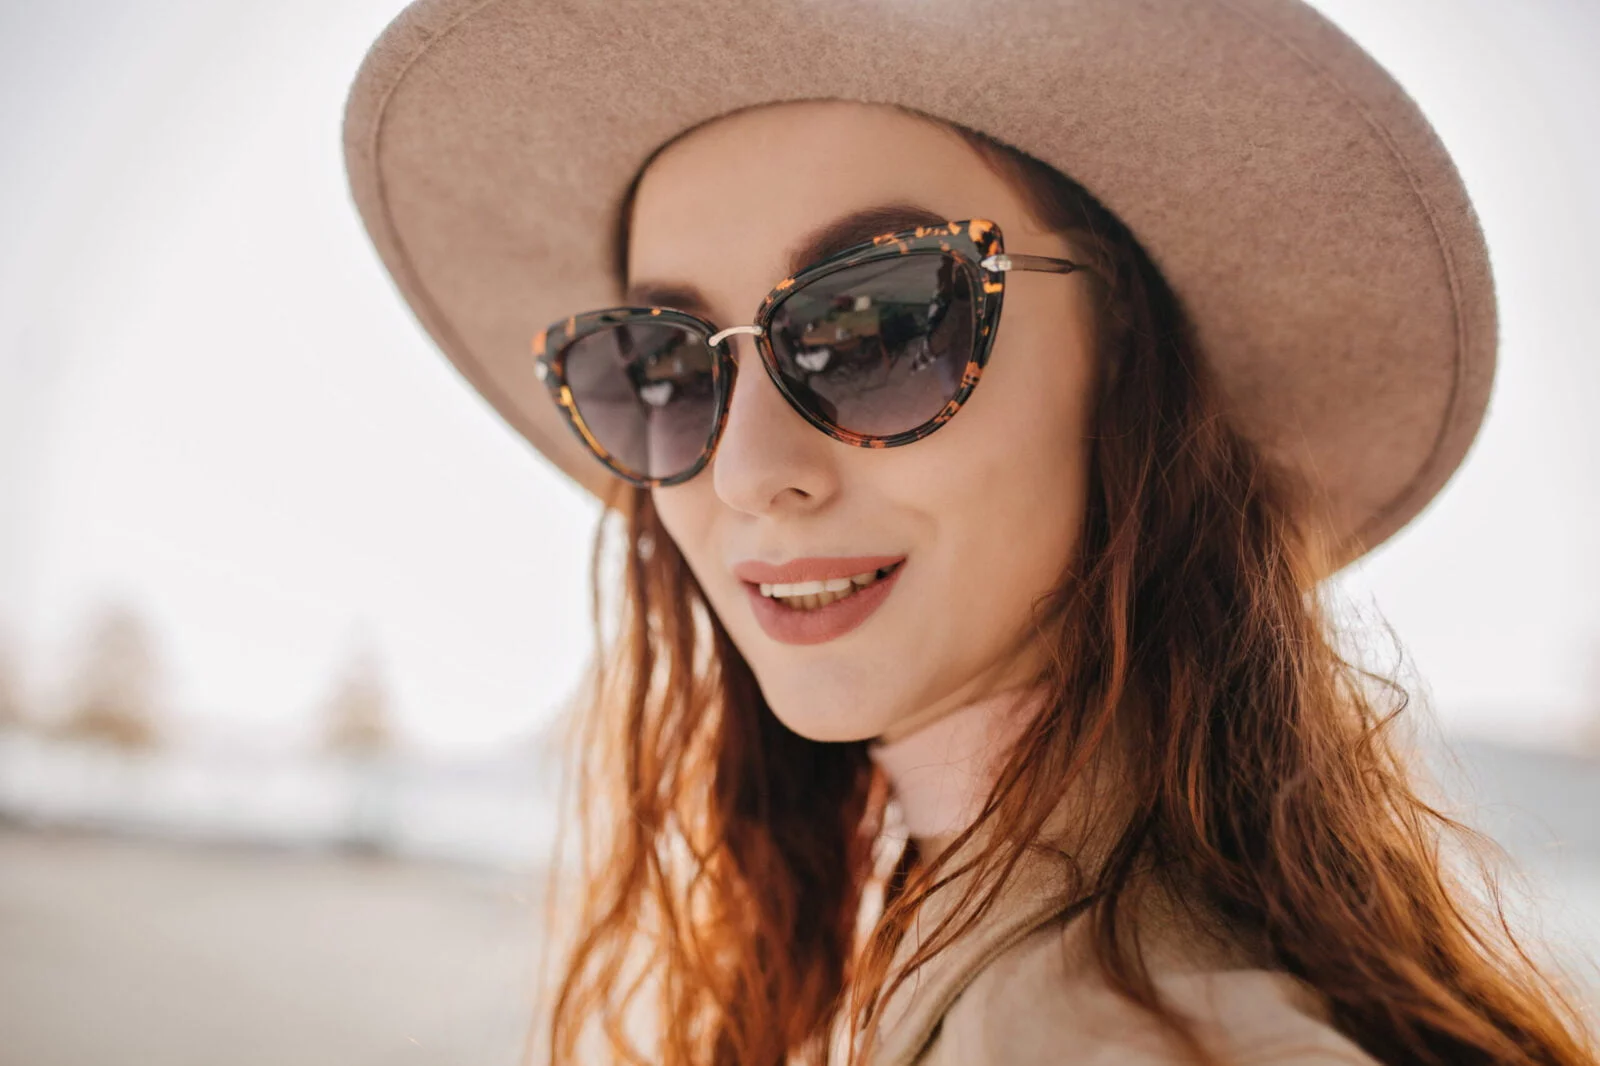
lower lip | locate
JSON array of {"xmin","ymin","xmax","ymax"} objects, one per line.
[{"xmin": 744, "ymin": 563, "xmax": 905, "ymax": 646}]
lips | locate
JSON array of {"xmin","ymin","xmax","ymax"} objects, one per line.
[
  {"xmin": 736, "ymin": 556, "xmax": 907, "ymax": 646},
  {"xmin": 731, "ymin": 555, "xmax": 906, "ymax": 586}
]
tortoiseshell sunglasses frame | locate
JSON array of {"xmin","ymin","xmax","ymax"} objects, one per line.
[{"xmin": 532, "ymin": 218, "xmax": 1090, "ymax": 488}]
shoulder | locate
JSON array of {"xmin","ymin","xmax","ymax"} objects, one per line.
[{"xmin": 920, "ymin": 900, "xmax": 1382, "ymax": 1066}]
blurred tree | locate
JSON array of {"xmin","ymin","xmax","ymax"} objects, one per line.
[
  {"xmin": 320, "ymin": 640, "xmax": 399, "ymax": 854},
  {"xmin": 59, "ymin": 602, "xmax": 162, "ymax": 750},
  {"xmin": 1579, "ymin": 635, "xmax": 1600, "ymax": 759},
  {"xmin": 321, "ymin": 644, "xmax": 395, "ymax": 756},
  {"xmin": 0, "ymin": 638, "xmax": 25, "ymax": 731}
]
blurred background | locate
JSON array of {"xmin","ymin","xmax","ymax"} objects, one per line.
[{"xmin": 0, "ymin": 1, "xmax": 1597, "ymax": 1063}]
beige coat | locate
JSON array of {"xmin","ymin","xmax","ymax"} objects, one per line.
[{"xmin": 863, "ymin": 844, "xmax": 1382, "ymax": 1066}]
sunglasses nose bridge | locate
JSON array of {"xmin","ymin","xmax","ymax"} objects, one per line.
[{"xmin": 707, "ymin": 323, "xmax": 764, "ymax": 348}]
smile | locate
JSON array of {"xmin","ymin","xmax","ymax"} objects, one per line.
[
  {"xmin": 758, "ymin": 564, "xmax": 899, "ymax": 609},
  {"xmin": 744, "ymin": 561, "xmax": 905, "ymax": 646}
]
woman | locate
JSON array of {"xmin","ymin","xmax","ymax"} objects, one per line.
[{"xmin": 342, "ymin": 1, "xmax": 1597, "ymax": 1063}]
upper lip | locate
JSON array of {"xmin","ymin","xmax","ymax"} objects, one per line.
[{"xmin": 731, "ymin": 555, "xmax": 906, "ymax": 585}]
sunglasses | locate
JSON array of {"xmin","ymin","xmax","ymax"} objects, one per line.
[{"xmin": 532, "ymin": 218, "xmax": 1091, "ymax": 487}]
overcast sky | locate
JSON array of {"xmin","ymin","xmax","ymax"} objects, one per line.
[{"xmin": 0, "ymin": 0, "xmax": 1596, "ymax": 752}]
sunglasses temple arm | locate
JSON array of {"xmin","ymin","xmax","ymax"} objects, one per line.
[{"xmin": 981, "ymin": 251, "xmax": 1088, "ymax": 274}]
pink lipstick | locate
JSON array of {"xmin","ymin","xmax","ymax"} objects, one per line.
[{"xmin": 733, "ymin": 555, "xmax": 906, "ymax": 646}]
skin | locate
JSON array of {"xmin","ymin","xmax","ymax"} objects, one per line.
[{"xmin": 631, "ymin": 99, "xmax": 1101, "ymax": 745}]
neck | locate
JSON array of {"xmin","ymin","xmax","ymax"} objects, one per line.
[{"xmin": 866, "ymin": 685, "xmax": 1049, "ymax": 860}]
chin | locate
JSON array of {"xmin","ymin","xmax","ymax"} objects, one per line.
[{"xmin": 761, "ymin": 685, "xmax": 890, "ymax": 745}]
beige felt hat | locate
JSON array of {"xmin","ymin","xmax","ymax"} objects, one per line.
[{"xmin": 342, "ymin": 0, "xmax": 1495, "ymax": 568}]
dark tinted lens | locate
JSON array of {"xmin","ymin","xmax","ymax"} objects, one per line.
[
  {"xmin": 766, "ymin": 252, "xmax": 975, "ymax": 436},
  {"xmin": 562, "ymin": 321, "xmax": 719, "ymax": 480}
]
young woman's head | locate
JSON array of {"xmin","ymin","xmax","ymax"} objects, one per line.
[
  {"xmin": 547, "ymin": 99, "xmax": 1594, "ymax": 1066},
  {"xmin": 628, "ymin": 98, "xmax": 1100, "ymax": 745}
]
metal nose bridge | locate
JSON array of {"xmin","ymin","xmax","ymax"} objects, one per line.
[{"xmin": 708, "ymin": 323, "xmax": 764, "ymax": 348}]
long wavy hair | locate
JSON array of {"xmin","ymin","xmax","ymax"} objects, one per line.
[{"xmin": 535, "ymin": 103, "xmax": 1597, "ymax": 1066}]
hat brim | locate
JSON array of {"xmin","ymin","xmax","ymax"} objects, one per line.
[{"xmin": 343, "ymin": 0, "xmax": 1495, "ymax": 569}]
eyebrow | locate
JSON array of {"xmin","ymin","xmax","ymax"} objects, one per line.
[{"xmin": 622, "ymin": 201, "xmax": 952, "ymax": 317}]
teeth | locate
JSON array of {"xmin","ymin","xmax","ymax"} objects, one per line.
[
  {"xmin": 758, "ymin": 565, "xmax": 897, "ymax": 610},
  {"xmin": 759, "ymin": 569, "xmax": 882, "ymax": 598}
]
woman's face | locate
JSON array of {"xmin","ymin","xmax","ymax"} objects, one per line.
[{"xmin": 631, "ymin": 100, "xmax": 1100, "ymax": 744}]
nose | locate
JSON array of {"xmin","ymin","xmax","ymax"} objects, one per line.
[{"xmin": 710, "ymin": 334, "xmax": 840, "ymax": 516}]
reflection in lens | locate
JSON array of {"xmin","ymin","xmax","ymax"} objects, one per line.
[
  {"xmin": 562, "ymin": 321, "xmax": 718, "ymax": 480},
  {"xmin": 766, "ymin": 252, "xmax": 974, "ymax": 436}
]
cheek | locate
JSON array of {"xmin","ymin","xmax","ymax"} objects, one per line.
[
  {"xmin": 649, "ymin": 482, "xmax": 720, "ymax": 583},
  {"xmin": 909, "ymin": 320, "xmax": 1097, "ymax": 596},
  {"xmin": 914, "ymin": 429, "xmax": 1088, "ymax": 619}
]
